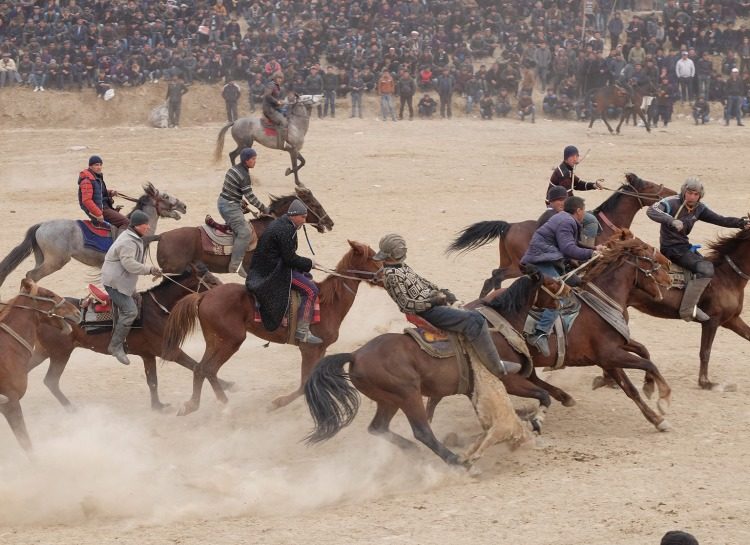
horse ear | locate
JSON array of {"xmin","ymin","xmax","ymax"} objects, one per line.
[
  {"xmin": 20, "ymin": 278, "xmax": 34, "ymax": 294},
  {"xmin": 348, "ymin": 240, "xmax": 363, "ymax": 254},
  {"xmin": 143, "ymin": 182, "xmax": 156, "ymax": 195}
]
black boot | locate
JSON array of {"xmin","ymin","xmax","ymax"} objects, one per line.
[
  {"xmin": 679, "ymin": 277, "xmax": 711, "ymax": 322},
  {"xmin": 472, "ymin": 329, "xmax": 522, "ymax": 376}
]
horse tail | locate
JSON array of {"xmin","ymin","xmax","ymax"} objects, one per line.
[
  {"xmin": 0, "ymin": 223, "xmax": 41, "ymax": 288},
  {"xmin": 214, "ymin": 122, "xmax": 234, "ymax": 163},
  {"xmin": 162, "ymin": 292, "xmax": 204, "ymax": 357},
  {"xmin": 304, "ymin": 353, "xmax": 360, "ymax": 444},
  {"xmin": 446, "ymin": 221, "xmax": 512, "ymax": 254}
]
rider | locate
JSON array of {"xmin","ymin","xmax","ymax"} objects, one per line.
[
  {"xmin": 374, "ymin": 233, "xmax": 522, "ymax": 378},
  {"xmin": 646, "ymin": 177, "xmax": 749, "ymax": 322},
  {"xmin": 78, "ymin": 155, "xmax": 129, "ymax": 231},
  {"xmin": 263, "ymin": 71, "xmax": 287, "ymax": 129},
  {"xmin": 245, "ymin": 199, "xmax": 322, "ymax": 345},
  {"xmin": 522, "ymin": 196, "xmax": 603, "ymax": 356},
  {"xmin": 101, "ymin": 210, "xmax": 162, "ymax": 365},
  {"xmin": 218, "ymin": 147, "xmax": 269, "ymax": 278},
  {"xmin": 549, "ymin": 145, "xmax": 603, "ymax": 246},
  {"xmin": 537, "ymin": 185, "xmax": 569, "ymax": 227}
]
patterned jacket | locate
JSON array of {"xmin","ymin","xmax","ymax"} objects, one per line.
[
  {"xmin": 548, "ymin": 161, "xmax": 597, "ymax": 201},
  {"xmin": 382, "ymin": 263, "xmax": 440, "ymax": 314}
]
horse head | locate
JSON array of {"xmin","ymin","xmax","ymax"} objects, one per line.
[
  {"xmin": 598, "ymin": 235, "xmax": 671, "ymax": 300},
  {"xmin": 624, "ymin": 173, "xmax": 677, "ymax": 205},
  {"xmin": 294, "ymin": 183, "xmax": 334, "ymax": 233},
  {"xmin": 143, "ymin": 182, "xmax": 188, "ymax": 220},
  {"xmin": 19, "ymin": 278, "xmax": 82, "ymax": 334},
  {"xmin": 335, "ymin": 240, "xmax": 382, "ymax": 281}
]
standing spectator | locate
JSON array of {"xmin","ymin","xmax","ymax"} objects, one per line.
[
  {"xmin": 653, "ymin": 77, "xmax": 677, "ymax": 127},
  {"xmin": 692, "ymin": 97, "xmax": 710, "ymax": 124},
  {"xmin": 675, "ymin": 51, "xmax": 695, "ymax": 103},
  {"xmin": 0, "ymin": 53, "xmax": 20, "ymax": 87},
  {"xmin": 740, "ymin": 37, "xmax": 750, "ymax": 76},
  {"xmin": 349, "ymin": 69, "xmax": 365, "ymax": 118},
  {"xmin": 304, "ymin": 65, "xmax": 324, "ymax": 118},
  {"xmin": 436, "ymin": 67, "xmax": 454, "ymax": 119},
  {"xmin": 322, "ymin": 65, "xmax": 338, "ymax": 118},
  {"xmin": 417, "ymin": 94, "xmax": 437, "ymax": 118},
  {"xmin": 248, "ymin": 74, "xmax": 265, "ymax": 113},
  {"xmin": 166, "ymin": 74, "xmax": 188, "ymax": 128},
  {"xmin": 377, "ymin": 70, "xmax": 396, "ymax": 121},
  {"xmin": 464, "ymin": 74, "xmax": 482, "ymax": 115},
  {"xmin": 608, "ymin": 12, "xmax": 624, "ymax": 50},
  {"xmin": 397, "ymin": 69, "xmax": 416, "ymax": 120},
  {"xmin": 222, "ymin": 80, "xmax": 241, "ymax": 122},
  {"xmin": 534, "ymin": 42, "xmax": 551, "ymax": 91},
  {"xmin": 695, "ymin": 51, "xmax": 713, "ymax": 99},
  {"xmin": 724, "ymin": 67, "xmax": 745, "ymax": 126}
]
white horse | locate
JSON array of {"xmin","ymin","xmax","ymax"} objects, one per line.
[
  {"xmin": 0, "ymin": 183, "xmax": 186, "ymax": 287},
  {"xmin": 214, "ymin": 94, "xmax": 322, "ymax": 185}
]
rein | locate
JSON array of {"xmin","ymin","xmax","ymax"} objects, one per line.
[
  {"xmin": 724, "ymin": 255, "xmax": 750, "ymax": 281},
  {"xmin": 599, "ymin": 181, "xmax": 666, "ymax": 209},
  {"xmin": 0, "ymin": 293, "xmax": 76, "ymax": 355},
  {"xmin": 148, "ymin": 272, "xmax": 214, "ymax": 314}
]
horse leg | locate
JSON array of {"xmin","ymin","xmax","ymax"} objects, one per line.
[
  {"xmin": 636, "ymin": 108, "xmax": 651, "ymax": 132},
  {"xmin": 368, "ymin": 401, "xmax": 418, "ymax": 450},
  {"xmin": 501, "ymin": 373, "xmax": 552, "ymax": 433},
  {"xmin": 605, "ymin": 367, "xmax": 670, "ymax": 432},
  {"xmin": 171, "ymin": 349, "xmax": 236, "ymax": 393},
  {"xmin": 1, "ymin": 400, "xmax": 32, "ymax": 452},
  {"xmin": 602, "ymin": 114, "xmax": 615, "ymax": 134},
  {"xmin": 616, "ymin": 110, "xmax": 626, "ymax": 134},
  {"xmin": 401, "ymin": 394, "xmax": 462, "ymax": 465},
  {"xmin": 141, "ymin": 355, "xmax": 169, "ymax": 412},
  {"xmin": 528, "ymin": 368, "xmax": 577, "ymax": 407},
  {"xmin": 479, "ymin": 268, "xmax": 506, "ymax": 298},
  {"xmin": 42, "ymin": 356, "xmax": 75, "ymax": 412},
  {"xmin": 426, "ymin": 395, "xmax": 443, "ymax": 423},
  {"xmin": 270, "ymin": 346, "xmax": 325, "ymax": 410},
  {"xmin": 592, "ymin": 340, "xmax": 653, "ymax": 393},
  {"xmin": 25, "ymin": 254, "xmax": 70, "ymax": 284},
  {"xmin": 228, "ymin": 144, "xmax": 243, "ymax": 166},
  {"xmin": 605, "ymin": 350, "xmax": 672, "ymax": 416},
  {"xmin": 697, "ymin": 320, "xmax": 731, "ymax": 391}
]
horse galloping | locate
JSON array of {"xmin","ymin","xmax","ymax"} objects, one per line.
[
  {"xmin": 0, "ymin": 279, "xmax": 81, "ymax": 452},
  {"xmin": 587, "ymin": 83, "xmax": 653, "ymax": 134},
  {"xmin": 0, "ymin": 183, "xmax": 187, "ymax": 288}
]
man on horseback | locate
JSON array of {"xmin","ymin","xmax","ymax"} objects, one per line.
[
  {"xmin": 78, "ymin": 155, "xmax": 129, "ymax": 232},
  {"xmin": 548, "ymin": 145, "xmax": 603, "ymax": 246},
  {"xmin": 246, "ymin": 199, "xmax": 322, "ymax": 345},
  {"xmin": 263, "ymin": 71, "xmax": 287, "ymax": 130},
  {"xmin": 373, "ymin": 233, "xmax": 521, "ymax": 377},
  {"xmin": 522, "ymin": 196, "xmax": 603, "ymax": 356},
  {"xmin": 218, "ymin": 147, "xmax": 269, "ymax": 277},
  {"xmin": 647, "ymin": 177, "xmax": 750, "ymax": 322},
  {"xmin": 101, "ymin": 210, "xmax": 162, "ymax": 365},
  {"xmin": 537, "ymin": 185, "xmax": 568, "ymax": 227}
]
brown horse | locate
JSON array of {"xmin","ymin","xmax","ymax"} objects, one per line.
[
  {"xmin": 441, "ymin": 233, "xmax": 675, "ymax": 431},
  {"xmin": 448, "ymin": 173, "xmax": 676, "ymax": 296},
  {"xmin": 0, "ymin": 279, "xmax": 81, "ymax": 452},
  {"xmin": 162, "ymin": 241, "xmax": 382, "ymax": 415},
  {"xmin": 303, "ymin": 270, "xmax": 569, "ymax": 466},
  {"xmin": 27, "ymin": 263, "xmax": 222, "ymax": 412},
  {"xmin": 154, "ymin": 185, "xmax": 334, "ymax": 274},
  {"xmin": 587, "ymin": 83, "xmax": 653, "ymax": 134}
]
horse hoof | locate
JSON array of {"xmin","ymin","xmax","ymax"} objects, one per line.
[
  {"xmin": 219, "ymin": 379, "xmax": 237, "ymax": 393},
  {"xmin": 656, "ymin": 397, "xmax": 670, "ymax": 416},
  {"xmin": 63, "ymin": 403, "xmax": 78, "ymax": 414},
  {"xmin": 592, "ymin": 376, "xmax": 607, "ymax": 390},
  {"xmin": 443, "ymin": 432, "xmax": 460, "ymax": 447},
  {"xmin": 656, "ymin": 419, "xmax": 672, "ymax": 432},
  {"xmin": 531, "ymin": 418, "xmax": 542, "ymax": 434},
  {"xmin": 711, "ymin": 382, "xmax": 738, "ymax": 393},
  {"xmin": 153, "ymin": 402, "xmax": 172, "ymax": 413},
  {"xmin": 284, "ymin": 168, "xmax": 293, "ymax": 176},
  {"xmin": 561, "ymin": 397, "xmax": 577, "ymax": 407},
  {"xmin": 176, "ymin": 402, "xmax": 196, "ymax": 417}
]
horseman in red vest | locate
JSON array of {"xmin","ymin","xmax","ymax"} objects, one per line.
[{"xmin": 78, "ymin": 155, "xmax": 129, "ymax": 231}]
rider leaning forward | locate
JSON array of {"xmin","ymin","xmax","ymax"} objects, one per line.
[
  {"xmin": 647, "ymin": 177, "xmax": 750, "ymax": 322},
  {"xmin": 78, "ymin": 155, "xmax": 129, "ymax": 232},
  {"xmin": 374, "ymin": 233, "xmax": 522, "ymax": 377}
]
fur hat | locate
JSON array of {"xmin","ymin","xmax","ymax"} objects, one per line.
[
  {"xmin": 286, "ymin": 199, "xmax": 308, "ymax": 216},
  {"xmin": 373, "ymin": 233, "xmax": 407, "ymax": 262}
]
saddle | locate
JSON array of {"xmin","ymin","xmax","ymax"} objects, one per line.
[
  {"xmin": 667, "ymin": 262, "xmax": 693, "ymax": 290},
  {"xmin": 253, "ymin": 291, "xmax": 321, "ymax": 345},
  {"xmin": 78, "ymin": 284, "xmax": 143, "ymax": 332},
  {"xmin": 200, "ymin": 217, "xmax": 258, "ymax": 258},
  {"xmin": 523, "ymin": 298, "xmax": 582, "ymax": 370}
]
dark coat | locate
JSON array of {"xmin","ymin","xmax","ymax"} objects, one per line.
[
  {"xmin": 548, "ymin": 161, "xmax": 596, "ymax": 201},
  {"xmin": 521, "ymin": 211, "xmax": 594, "ymax": 265},
  {"xmin": 245, "ymin": 216, "xmax": 313, "ymax": 331}
]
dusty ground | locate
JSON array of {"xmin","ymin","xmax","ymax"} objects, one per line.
[{"xmin": 1, "ymin": 105, "xmax": 749, "ymax": 545}]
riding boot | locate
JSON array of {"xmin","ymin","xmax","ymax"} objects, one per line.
[
  {"xmin": 228, "ymin": 259, "xmax": 247, "ymax": 278},
  {"xmin": 295, "ymin": 320, "xmax": 323, "ymax": 344},
  {"xmin": 679, "ymin": 277, "xmax": 711, "ymax": 322},
  {"xmin": 527, "ymin": 330, "xmax": 551, "ymax": 357},
  {"xmin": 471, "ymin": 329, "xmax": 522, "ymax": 377},
  {"xmin": 107, "ymin": 321, "xmax": 131, "ymax": 365}
]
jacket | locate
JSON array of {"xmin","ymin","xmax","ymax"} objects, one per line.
[
  {"xmin": 548, "ymin": 161, "xmax": 596, "ymax": 200},
  {"xmin": 521, "ymin": 212, "xmax": 594, "ymax": 265},
  {"xmin": 377, "ymin": 74, "xmax": 395, "ymax": 95},
  {"xmin": 675, "ymin": 58, "xmax": 695, "ymax": 78},
  {"xmin": 78, "ymin": 168, "xmax": 114, "ymax": 217},
  {"xmin": 102, "ymin": 229, "xmax": 152, "ymax": 295},
  {"xmin": 381, "ymin": 263, "xmax": 440, "ymax": 313},
  {"xmin": 245, "ymin": 216, "xmax": 313, "ymax": 331},
  {"xmin": 647, "ymin": 195, "xmax": 745, "ymax": 258}
]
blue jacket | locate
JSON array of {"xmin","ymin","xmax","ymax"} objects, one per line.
[{"xmin": 521, "ymin": 211, "xmax": 594, "ymax": 265}]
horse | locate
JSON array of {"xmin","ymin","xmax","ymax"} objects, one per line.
[
  {"xmin": 439, "ymin": 233, "xmax": 675, "ymax": 432},
  {"xmin": 153, "ymin": 185, "xmax": 334, "ymax": 274},
  {"xmin": 447, "ymin": 173, "xmax": 676, "ymax": 296},
  {"xmin": 0, "ymin": 279, "xmax": 81, "ymax": 452},
  {"xmin": 162, "ymin": 240, "xmax": 381, "ymax": 415},
  {"xmin": 27, "ymin": 262, "xmax": 223, "ymax": 412},
  {"xmin": 303, "ymin": 270, "xmax": 570, "ymax": 467},
  {"xmin": 214, "ymin": 94, "xmax": 321, "ymax": 186},
  {"xmin": 0, "ymin": 183, "xmax": 187, "ymax": 288},
  {"xmin": 587, "ymin": 83, "xmax": 653, "ymax": 134}
]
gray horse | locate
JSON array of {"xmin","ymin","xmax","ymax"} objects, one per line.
[
  {"xmin": 214, "ymin": 94, "xmax": 322, "ymax": 185},
  {"xmin": 0, "ymin": 183, "xmax": 186, "ymax": 288}
]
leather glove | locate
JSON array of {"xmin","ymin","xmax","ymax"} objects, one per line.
[
  {"xmin": 442, "ymin": 289, "xmax": 457, "ymax": 305},
  {"xmin": 428, "ymin": 291, "xmax": 448, "ymax": 306},
  {"xmin": 671, "ymin": 219, "xmax": 684, "ymax": 232}
]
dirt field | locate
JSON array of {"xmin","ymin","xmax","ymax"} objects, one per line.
[{"xmin": 1, "ymin": 103, "xmax": 749, "ymax": 545}]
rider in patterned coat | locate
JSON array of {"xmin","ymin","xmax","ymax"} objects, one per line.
[
  {"xmin": 77, "ymin": 155, "xmax": 129, "ymax": 230},
  {"xmin": 647, "ymin": 177, "xmax": 749, "ymax": 322},
  {"xmin": 374, "ymin": 233, "xmax": 521, "ymax": 378}
]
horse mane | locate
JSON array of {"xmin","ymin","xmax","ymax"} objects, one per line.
[
  {"xmin": 268, "ymin": 194, "xmax": 297, "ymax": 215},
  {"xmin": 129, "ymin": 194, "xmax": 152, "ymax": 216},
  {"xmin": 0, "ymin": 294, "xmax": 21, "ymax": 322},
  {"xmin": 706, "ymin": 228, "xmax": 750, "ymax": 262},
  {"xmin": 592, "ymin": 184, "xmax": 630, "ymax": 215},
  {"xmin": 584, "ymin": 238, "xmax": 647, "ymax": 280},
  {"xmin": 484, "ymin": 274, "xmax": 539, "ymax": 317}
]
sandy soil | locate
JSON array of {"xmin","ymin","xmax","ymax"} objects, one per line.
[{"xmin": 1, "ymin": 109, "xmax": 749, "ymax": 545}]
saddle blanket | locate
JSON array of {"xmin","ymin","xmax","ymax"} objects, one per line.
[
  {"xmin": 199, "ymin": 221, "xmax": 257, "ymax": 257},
  {"xmin": 253, "ymin": 291, "xmax": 320, "ymax": 344},
  {"xmin": 667, "ymin": 263, "xmax": 692, "ymax": 289},
  {"xmin": 261, "ymin": 116, "xmax": 278, "ymax": 137},
  {"xmin": 73, "ymin": 291, "xmax": 143, "ymax": 333},
  {"xmin": 77, "ymin": 220, "xmax": 113, "ymax": 253},
  {"xmin": 403, "ymin": 327, "xmax": 471, "ymax": 394},
  {"xmin": 524, "ymin": 300, "xmax": 582, "ymax": 370}
]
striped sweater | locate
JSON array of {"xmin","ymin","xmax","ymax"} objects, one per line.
[{"xmin": 219, "ymin": 163, "xmax": 267, "ymax": 212}]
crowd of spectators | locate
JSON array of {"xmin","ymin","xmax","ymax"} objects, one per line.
[{"xmin": 2, "ymin": 0, "xmax": 750, "ymax": 125}]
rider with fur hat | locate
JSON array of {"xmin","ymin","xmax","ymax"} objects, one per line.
[
  {"xmin": 263, "ymin": 71, "xmax": 288, "ymax": 129},
  {"xmin": 246, "ymin": 199, "xmax": 322, "ymax": 345},
  {"xmin": 374, "ymin": 233, "xmax": 521, "ymax": 378},
  {"xmin": 78, "ymin": 155, "xmax": 129, "ymax": 230},
  {"xmin": 647, "ymin": 177, "xmax": 749, "ymax": 322}
]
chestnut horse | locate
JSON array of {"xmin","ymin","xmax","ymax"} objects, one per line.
[
  {"xmin": 27, "ymin": 263, "xmax": 222, "ymax": 411},
  {"xmin": 0, "ymin": 279, "xmax": 81, "ymax": 452},
  {"xmin": 447, "ymin": 173, "xmax": 675, "ymax": 296},
  {"xmin": 154, "ymin": 184, "xmax": 334, "ymax": 274},
  {"xmin": 162, "ymin": 241, "xmax": 381, "ymax": 415},
  {"xmin": 303, "ymin": 270, "xmax": 569, "ymax": 466},
  {"xmin": 586, "ymin": 83, "xmax": 654, "ymax": 134}
]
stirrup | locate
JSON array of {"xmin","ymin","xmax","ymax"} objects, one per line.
[{"xmin": 528, "ymin": 332, "xmax": 550, "ymax": 357}]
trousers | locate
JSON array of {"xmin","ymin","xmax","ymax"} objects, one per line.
[{"xmin": 291, "ymin": 271, "xmax": 319, "ymax": 323}]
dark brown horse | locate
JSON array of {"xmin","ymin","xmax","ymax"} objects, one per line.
[
  {"xmin": 448, "ymin": 173, "xmax": 676, "ymax": 296},
  {"xmin": 162, "ymin": 241, "xmax": 382, "ymax": 415},
  {"xmin": 587, "ymin": 83, "xmax": 653, "ymax": 134},
  {"xmin": 27, "ymin": 263, "xmax": 223, "ymax": 411},
  {"xmin": 154, "ymin": 185, "xmax": 334, "ymax": 274},
  {"xmin": 0, "ymin": 279, "xmax": 81, "ymax": 451},
  {"xmin": 303, "ymin": 270, "xmax": 569, "ymax": 466}
]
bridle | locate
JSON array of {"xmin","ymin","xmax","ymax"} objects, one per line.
[
  {"xmin": 625, "ymin": 248, "xmax": 670, "ymax": 299},
  {"xmin": 149, "ymin": 271, "xmax": 215, "ymax": 314},
  {"xmin": 0, "ymin": 293, "xmax": 80, "ymax": 355},
  {"xmin": 313, "ymin": 265, "xmax": 382, "ymax": 295}
]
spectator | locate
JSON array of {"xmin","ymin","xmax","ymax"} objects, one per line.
[
  {"xmin": 29, "ymin": 56, "xmax": 47, "ymax": 92},
  {"xmin": 222, "ymin": 80, "xmax": 241, "ymax": 122},
  {"xmin": 724, "ymin": 67, "xmax": 745, "ymax": 126},
  {"xmin": 0, "ymin": 52, "xmax": 20, "ymax": 87},
  {"xmin": 543, "ymin": 88, "xmax": 559, "ymax": 117},
  {"xmin": 418, "ymin": 94, "xmax": 437, "ymax": 119},
  {"xmin": 518, "ymin": 91, "xmax": 535, "ymax": 123},
  {"xmin": 248, "ymin": 74, "xmax": 265, "ymax": 113},
  {"xmin": 377, "ymin": 70, "xmax": 396, "ymax": 122},
  {"xmin": 653, "ymin": 77, "xmax": 678, "ymax": 127},
  {"xmin": 349, "ymin": 69, "xmax": 364, "ymax": 119},
  {"xmin": 495, "ymin": 88, "xmax": 513, "ymax": 118},
  {"xmin": 464, "ymin": 74, "xmax": 482, "ymax": 115},
  {"xmin": 322, "ymin": 66, "xmax": 338, "ymax": 118},
  {"xmin": 166, "ymin": 74, "xmax": 188, "ymax": 128},
  {"xmin": 397, "ymin": 70, "xmax": 416, "ymax": 121},
  {"xmin": 304, "ymin": 65, "xmax": 324, "ymax": 119},
  {"xmin": 676, "ymin": 51, "xmax": 696, "ymax": 103},
  {"xmin": 436, "ymin": 67, "xmax": 454, "ymax": 119},
  {"xmin": 479, "ymin": 95, "xmax": 494, "ymax": 120},
  {"xmin": 608, "ymin": 12, "xmax": 624, "ymax": 50},
  {"xmin": 695, "ymin": 51, "xmax": 713, "ymax": 99},
  {"xmin": 692, "ymin": 97, "xmax": 710, "ymax": 124}
]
